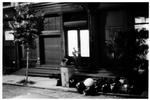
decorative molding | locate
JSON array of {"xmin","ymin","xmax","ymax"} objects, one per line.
[
  {"xmin": 64, "ymin": 20, "xmax": 87, "ymax": 27},
  {"xmin": 41, "ymin": 30, "xmax": 61, "ymax": 36}
]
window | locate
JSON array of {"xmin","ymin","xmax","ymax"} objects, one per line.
[
  {"xmin": 67, "ymin": 29, "xmax": 90, "ymax": 57},
  {"xmin": 5, "ymin": 30, "xmax": 14, "ymax": 41},
  {"xmin": 68, "ymin": 30, "xmax": 78, "ymax": 56},
  {"xmin": 80, "ymin": 30, "xmax": 90, "ymax": 57},
  {"xmin": 135, "ymin": 17, "xmax": 149, "ymax": 31}
]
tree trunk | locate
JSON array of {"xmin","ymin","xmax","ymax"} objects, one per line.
[{"xmin": 25, "ymin": 47, "xmax": 29, "ymax": 83}]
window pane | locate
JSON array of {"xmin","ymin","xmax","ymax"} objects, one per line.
[
  {"xmin": 80, "ymin": 30, "xmax": 90, "ymax": 57},
  {"xmin": 135, "ymin": 24, "xmax": 149, "ymax": 31},
  {"xmin": 68, "ymin": 30, "xmax": 78, "ymax": 56},
  {"xmin": 5, "ymin": 30, "xmax": 14, "ymax": 40},
  {"xmin": 135, "ymin": 17, "xmax": 149, "ymax": 24},
  {"xmin": 135, "ymin": 17, "xmax": 149, "ymax": 31}
]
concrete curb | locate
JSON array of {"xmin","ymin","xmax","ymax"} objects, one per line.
[{"xmin": 3, "ymin": 82, "xmax": 77, "ymax": 92}]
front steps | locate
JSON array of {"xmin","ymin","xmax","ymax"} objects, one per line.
[
  {"xmin": 12, "ymin": 64, "xmax": 61, "ymax": 78},
  {"xmin": 28, "ymin": 65, "xmax": 60, "ymax": 78},
  {"xmin": 13, "ymin": 65, "xmax": 118, "ymax": 79}
]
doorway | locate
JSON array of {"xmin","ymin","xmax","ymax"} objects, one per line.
[{"xmin": 40, "ymin": 35, "xmax": 62, "ymax": 65}]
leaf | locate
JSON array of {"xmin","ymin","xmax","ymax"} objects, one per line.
[{"xmin": 10, "ymin": 3, "xmax": 43, "ymax": 48}]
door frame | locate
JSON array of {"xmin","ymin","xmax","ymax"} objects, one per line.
[{"xmin": 39, "ymin": 31, "xmax": 62, "ymax": 65}]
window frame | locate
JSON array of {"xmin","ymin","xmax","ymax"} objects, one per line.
[
  {"xmin": 65, "ymin": 28, "xmax": 90, "ymax": 58},
  {"xmin": 134, "ymin": 17, "xmax": 149, "ymax": 31}
]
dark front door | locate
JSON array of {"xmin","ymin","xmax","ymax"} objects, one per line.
[
  {"xmin": 40, "ymin": 15, "xmax": 63, "ymax": 66},
  {"xmin": 40, "ymin": 35, "xmax": 62, "ymax": 65}
]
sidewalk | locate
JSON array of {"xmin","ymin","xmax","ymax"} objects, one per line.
[
  {"xmin": 3, "ymin": 75, "xmax": 76, "ymax": 92},
  {"xmin": 3, "ymin": 75, "xmax": 147, "ymax": 99}
]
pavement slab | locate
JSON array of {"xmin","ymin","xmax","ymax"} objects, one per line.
[
  {"xmin": 3, "ymin": 75, "xmax": 76, "ymax": 92},
  {"xmin": 3, "ymin": 84, "xmax": 121, "ymax": 99}
]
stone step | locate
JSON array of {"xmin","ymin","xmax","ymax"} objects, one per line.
[
  {"xmin": 35, "ymin": 66, "xmax": 60, "ymax": 70},
  {"xmin": 28, "ymin": 66, "xmax": 60, "ymax": 78},
  {"xmin": 13, "ymin": 67, "xmax": 60, "ymax": 78},
  {"xmin": 28, "ymin": 72, "xmax": 60, "ymax": 78},
  {"xmin": 13, "ymin": 65, "xmax": 118, "ymax": 79},
  {"xmin": 39, "ymin": 64, "xmax": 60, "ymax": 68},
  {"xmin": 38, "ymin": 65, "xmax": 115, "ymax": 73},
  {"xmin": 28, "ymin": 68, "xmax": 60, "ymax": 74},
  {"xmin": 74, "ymin": 72, "xmax": 116, "ymax": 79},
  {"xmin": 76, "ymin": 68, "xmax": 114, "ymax": 73}
]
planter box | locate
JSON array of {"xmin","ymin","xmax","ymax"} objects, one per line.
[{"xmin": 60, "ymin": 66, "xmax": 75, "ymax": 87}]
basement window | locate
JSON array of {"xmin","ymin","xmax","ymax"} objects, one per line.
[{"xmin": 67, "ymin": 29, "xmax": 90, "ymax": 57}]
